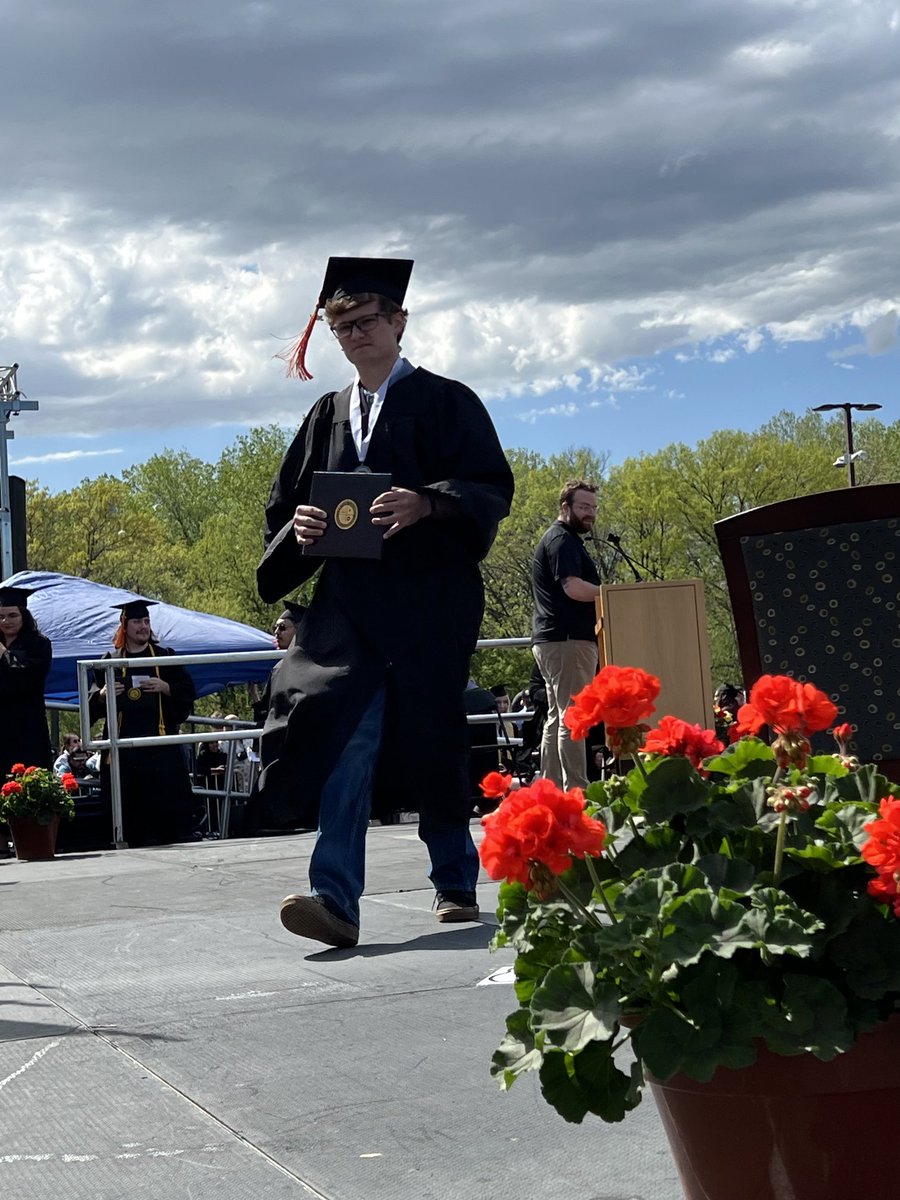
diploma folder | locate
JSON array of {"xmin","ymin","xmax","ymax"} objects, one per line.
[{"xmin": 303, "ymin": 471, "xmax": 392, "ymax": 560}]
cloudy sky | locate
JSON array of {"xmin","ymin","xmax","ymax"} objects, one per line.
[{"xmin": 3, "ymin": 0, "xmax": 898, "ymax": 491}]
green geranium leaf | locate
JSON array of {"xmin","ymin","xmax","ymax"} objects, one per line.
[
  {"xmin": 611, "ymin": 824, "xmax": 683, "ymax": 876},
  {"xmin": 696, "ymin": 853, "xmax": 756, "ymax": 894},
  {"xmin": 530, "ymin": 963, "xmax": 620, "ymax": 1052},
  {"xmin": 806, "ymin": 754, "xmax": 848, "ymax": 778},
  {"xmin": 576, "ymin": 1040, "xmax": 642, "ymax": 1122},
  {"xmin": 538, "ymin": 1051, "xmax": 589, "ymax": 1123},
  {"xmin": 634, "ymin": 969, "xmax": 761, "ymax": 1083},
  {"xmin": 538, "ymin": 1040, "xmax": 638, "ymax": 1124},
  {"xmin": 616, "ymin": 863, "xmax": 703, "ymax": 921},
  {"xmin": 641, "ymin": 756, "xmax": 710, "ymax": 822},
  {"xmin": 784, "ymin": 842, "xmax": 846, "ymax": 871},
  {"xmin": 684, "ymin": 786, "xmax": 758, "ymax": 839},
  {"xmin": 632, "ymin": 1007, "xmax": 694, "ymax": 1080},
  {"xmin": 513, "ymin": 953, "xmax": 557, "ymax": 1006},
  {"xmin": 830, "ymin": 907, "xmax": 900, "ymax": 998},
  {"xmin": 659, "ymin": 890, "xmax": 754, "ymax": 967},
  {"xmin": 739, "ymin": 887, "xmax": 822, "ymax": 954},
  {"xmin": 766, "ymin": 975, "xmax": 853, "ymax": 1060},
  {"xmin": 829, "ymin": 763, "xmax": 891, "ymax": 808},
  {"xmin": 704, "ymin": 738, "xmax": 775, "ymax": 777},
  {"xmin": 816, "ymin": 802, "xmax": 872, "ymax": 853},
  {"xmin": 491, "ymin": 1008, "xmax": 542, "ymax": 1086}
]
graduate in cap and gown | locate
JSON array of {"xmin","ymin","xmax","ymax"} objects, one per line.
[
  {"xmin": 87, "ymin": 599, "xmax": 196, "ymax": 846},
  {"xmin": 0, "ymin": 586, "xmax": 53, "ymax": 778},
  {"xmin": 249, "ymin": 600, "xmax": 307, "ymax": 727},
  {"xmin": 257, "ymin": 256, "xmax": 514, "ymax": 947}
]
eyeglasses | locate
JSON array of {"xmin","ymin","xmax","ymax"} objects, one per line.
[{"xmin": 330, "ymin": 313, "xmax": 388, "ymax": 341}]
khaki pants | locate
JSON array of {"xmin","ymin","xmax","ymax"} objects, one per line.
[{"xmin": 532, "ymin": 640, "xmax": 598, "ymax": 791}]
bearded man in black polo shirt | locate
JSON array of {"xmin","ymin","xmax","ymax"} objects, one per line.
[{"xmin": 531, "ymin": 479, "xmax": 600, "ymax": 790}]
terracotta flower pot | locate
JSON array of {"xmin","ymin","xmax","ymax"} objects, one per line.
[
  {"xmin": 648, "ymin": 1013, "xmax": 900, "ymax": 1200},
  {"xmin": 8, "ymin": 814, "xmax": 61, "ymax": 861}
]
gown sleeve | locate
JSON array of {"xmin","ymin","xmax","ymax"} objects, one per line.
[
  {"xmin": 0, "ymin": 632, "xmax": 52, "ymax": 703},
  {"xmin": 419, "ymin": 375, "xmax": 514, "ymax": 562},
  {"xmin": 160, "ymin": 653, "xmax": 196, "ymax": 728},
  {"xmin": 257, "ymin": 394, "xmax": 336, "ymax": 603}
]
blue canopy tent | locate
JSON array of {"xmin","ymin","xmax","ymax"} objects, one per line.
[{"xmin": 1, "ymin": 571, "xmax": 275, "ymax": 703}]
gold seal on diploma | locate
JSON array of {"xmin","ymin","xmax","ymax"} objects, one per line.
[
  {"xmin": 335, "ymin": 499, "xmax": 358, "ymax": 530},
  {"xmin": 127, "ymin": 687, "xmax": 142, "ymax": 701}
]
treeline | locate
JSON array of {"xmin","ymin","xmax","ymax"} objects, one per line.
[{"xmin": 25, "ymin": 410, "xmax": 896, "ymax": 709}]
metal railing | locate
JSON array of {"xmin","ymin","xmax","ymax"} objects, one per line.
[
  {"xmin": 76, "ymin": 651, "xmax": 280, "ymax": 846},
  {"xmin": 72, "ymin": 638, "xmax": 534, "ymax": 848}
]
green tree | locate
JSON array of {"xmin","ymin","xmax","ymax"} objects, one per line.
[
  {"xmin": 603, "ymin": 416, "xmax": 846, "ymax": 681},
  {"xmin": 187, "ymin": 426, "xmax": 291, "ymax": 626},
  {"xmin": 123, "ymin": 450, "xmax": 217, "ymax": 547},
  {"xmin": 26, "ymin": 475, "xmax": 186, "ymax": 599}
]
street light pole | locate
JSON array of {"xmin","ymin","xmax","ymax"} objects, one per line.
[
  {"xmin": 0, "ymin": 364, "xmax": 39, "ymax": 579},
  {"xmin": 811, "ymin": 402, "xmax": 884, "ymax": 487}
]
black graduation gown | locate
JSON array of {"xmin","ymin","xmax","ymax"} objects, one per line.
[
  {"xmin": 87, "ymin": 644, "xmax": 197, "ymax": 845},
  {"xmin": 256, "ymin": 366, "xmax": 514, "ymax": 831},
  {"xmin": 0, "ymin": 630, "xmax": 53, "ymax": 777}
]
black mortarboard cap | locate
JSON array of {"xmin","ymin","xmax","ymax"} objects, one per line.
[
  {"xmin": 0, "ymin": 586, "xmax": 35, "ymax": 607},
  {"xmin": 282, "ymin": 256, "xmax": 414, "ymax": 381},
  {"xmin": 112, "ymin": 599, "xmax": 158, "ymax": 621},
  {"xmin": 317, "ymin": 257, "xmax": 413, "ymax": 309},
  {"xmin": 279, "ymin": 601, "xmax": 307, "ymax": 624}
]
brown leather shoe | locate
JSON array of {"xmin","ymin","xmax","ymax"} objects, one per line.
[
  {"xmin": 434, "ymin": 890, "xmax": 480, "ymax": 923},
  {"xmin": 279, "ymin": 894, "xmax": 359, "ymax": 948}
]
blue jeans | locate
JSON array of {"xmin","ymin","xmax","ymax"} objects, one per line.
[{"xmin": 310, "ymin": 686, "xmax": 479, "ymax": 926}]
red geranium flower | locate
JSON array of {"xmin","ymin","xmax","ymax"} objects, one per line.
[
  {"xmin": 1, "ymin": 781, "xmax": 23, "ymax": 797},
  {"xmin": 795, "ymin": 682, "xmax": 839, "ymax": 734},
  {"xmin": 479, "ymin": 777, "xmax": 606, "ymax": 890},
  {"xmin": 564, "ymin": 665, "xmax": 660, "ymax": 741},
  {"xmin": 734, "ymin": 675, "xmax": 837, "ymax": 738},
  {"xmin": 832, "ymin": 722, "xmax": 853, "ymax": 748},
  {"xmin": 734, "ymin": 703, "xmax": 766, "ymax": 738},
  {"xmin": 643, "ymin": 715, "xmax": 724, "ymax": 769},
  {"xmin": 862, "ymin": 799, "xmax": 900, "ymax": 918},
  {"xmin": 10, "ymin": 763, "xmax": 25, "ymax": 775},
  {"xmin": 862, "ymin": 797, "xmax": 900, "ymax": 876},
  {"xmin": 867, "ymin": 872, "xmax": 900, "ymax": 917},
  {"xmin": 61, "ymin": 773, "xmax": 79, "ymax": 794},
  {"xmin": 480, "ymin": 771, "xmax": 513, "ymax": 800}
]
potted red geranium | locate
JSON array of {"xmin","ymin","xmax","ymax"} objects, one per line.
[
  {"xmin": 1, "ymin": 763, "xmax": 77, "ymax": 860},
  {"xmin": 480, "ymin": 665, "xmax": 900, "ymax": 1200}
]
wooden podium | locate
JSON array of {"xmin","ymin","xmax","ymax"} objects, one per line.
[{"xmin": 595, "ymin": 579, "xmax": 714, "ymax": 728}]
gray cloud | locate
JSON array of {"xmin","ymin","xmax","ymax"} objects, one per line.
[{"xmin": 1, "ymin": 0, "xmax": 898, "ymax": 438}]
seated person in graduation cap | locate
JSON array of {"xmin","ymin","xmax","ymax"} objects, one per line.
[
  {"xmin": 87, "ymin": 599, "xmax": 196, "ymax": 847},
  {"xmin": 249, "ymin": 601, "xmax": 306, "ymax": 727},
  {"xmin": 256, "ymin": 255, "xmax": 513, "ymax": 947}
]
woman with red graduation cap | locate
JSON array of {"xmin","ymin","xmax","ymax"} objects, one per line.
[{"xmin": 0, "ymin": 585, "xmax": 53, "ymax": 779}]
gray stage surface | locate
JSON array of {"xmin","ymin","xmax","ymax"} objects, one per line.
[{"xmin": 0, "ymin": 825, "xmax": 681, "ymax": 1200}]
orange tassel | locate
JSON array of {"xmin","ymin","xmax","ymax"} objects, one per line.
[{"xmin": 278, "ymin": 309, "xmax": 318, "ymax": 380}]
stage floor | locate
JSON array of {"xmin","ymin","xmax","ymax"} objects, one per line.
[{"xmin": 0, "ymin": 825, "xmax": 680, "ymax": 1199}]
